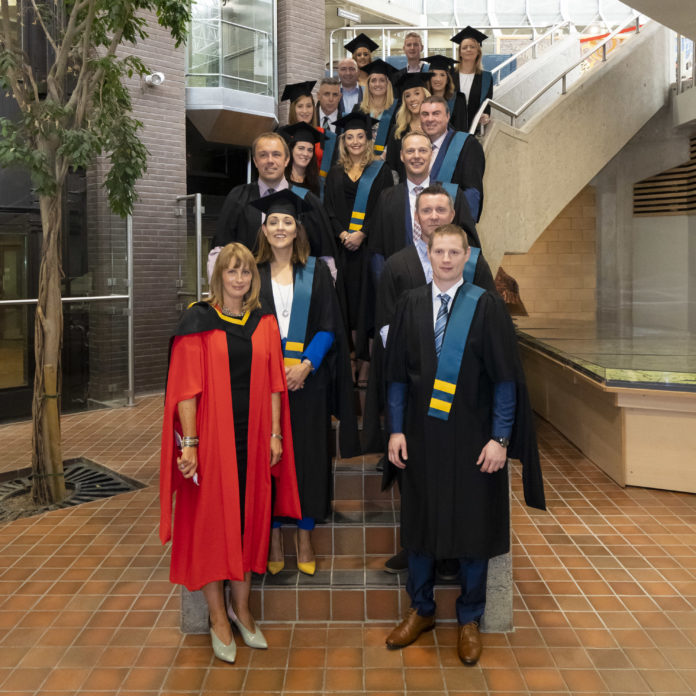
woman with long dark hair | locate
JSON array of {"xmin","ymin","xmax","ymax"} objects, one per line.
[{"xmin": 252, "ymin": 190, "xmax": 359, "ymax": 575}]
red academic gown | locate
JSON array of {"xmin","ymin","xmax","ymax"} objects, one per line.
[{"xmin": 159, "ymin": 309, "xmax": 301, "ymax": 590}]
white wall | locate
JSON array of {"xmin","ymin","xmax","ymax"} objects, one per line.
[{"xmin": 632, "ymin": 216, "xmax": 691, "ymax": 331}]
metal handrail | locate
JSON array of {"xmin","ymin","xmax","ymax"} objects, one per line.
[
  {"xmin": 469, "ymin": 15, "xmax": 642, "ymax": 133},
  {"xmin": 0, "ymin": 295, "xmax": 129, "ymax": 305},
  {"xmin": 329, "ymin": 24, "xmax": 558, "ymax": 72},
  {"xmin": 489, "ymin": 21, "xmax": 572, "ymax": 84}
]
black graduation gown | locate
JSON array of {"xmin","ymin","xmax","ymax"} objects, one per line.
[
  {"xmin": 367, "ymin": 182, "xmax": 481, "ymax": 259},
  {"xmin": 449, "ymin": 70, "xmax": 493, "ymax": 133},
  {"xmin": 363, "ymin": 245, "xmax": 496, "ymax": 453},
  {"xmin": 258, "ymin": 259, "xmax": 360, "ymax": 521},
  {"xmin": 430, "ymin": 129, "xmax": 486, "ymax": 221},
  {"xmin": 213, "ymin": 182, "xmax": 337, "ymax": 260},
  {"xmin": 384, "ymin": 124, "xmax": 406, "ymax": 182},
  {"xmin": 384, "ymin": 285, "xmax": 545, "ymax": 559},
  {"xmin": 324, "ymin": 162, "xmax": 394, "ymax": 334}
]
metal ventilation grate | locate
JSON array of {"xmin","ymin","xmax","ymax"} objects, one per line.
[
  {"xmin": 0, "ymin": 458, "xmax": 146, "ymax": 522},
  {"xmin": 633, "ymin": 137, "xmax": 696, "ymax": 217}
]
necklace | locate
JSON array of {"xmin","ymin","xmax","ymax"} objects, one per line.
[
  {"xmin": 221, "ymin": 306, "xmax": 244, "ymax": 318},
  {"xmin": 275, "ymin": 282, "xmax": 292, "ymax": 317}
]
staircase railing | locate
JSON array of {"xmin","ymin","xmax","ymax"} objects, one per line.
[
  {"xmin": 470, "ymin": 15, "xmax": 643, "ymax": 133},
  {"xmin": 490, "ymin": 20, "xmax": 573, "ymax": 86}
]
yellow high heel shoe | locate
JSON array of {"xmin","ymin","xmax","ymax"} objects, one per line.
[
  {"xmin": 295, "ymin": 529, "xmax": 316, "ymax": 576},
  {"xmin": 267, "ymin": 527, "xmax": 284, "ymax": 575}
]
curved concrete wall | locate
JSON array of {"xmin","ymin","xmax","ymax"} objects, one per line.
[{"xmin": 478, "ymin": 22, "xmax": 671, "ymax": 273}]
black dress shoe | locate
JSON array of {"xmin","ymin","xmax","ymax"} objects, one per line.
[
  {"xmin": 436, "ymin": 558, "xmax": 459, "ymax": 582},
  {"xmin": 375, "ymin": 454, "xmax": 386, "ymax": 472},
  {"xmin": 384, "ymin": 548, "xmax": 408, "ymax": 573}
]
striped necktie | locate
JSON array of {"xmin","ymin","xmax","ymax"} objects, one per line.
[
  {"xmin": 322, "ymin": 115, "xmax": 330, "ymax": 130},
  {"xmin": 412, "ymin": 185, "xmax": 423, "ymax": 242},
  {"xmin": 434, "ymin": 293, "xmax": 450, "ymax": 357}
]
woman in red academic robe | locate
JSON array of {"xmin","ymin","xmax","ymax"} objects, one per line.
[{"xmin": 160, "ymin": 243, "xmax": 301, "ymax": 664}]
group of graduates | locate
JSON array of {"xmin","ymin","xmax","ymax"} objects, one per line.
[{"xmin": 160, "ymin": 25, "xmax": 545, "ymax": 669}]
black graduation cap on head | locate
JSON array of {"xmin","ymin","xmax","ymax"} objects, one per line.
[
  {"xmin": 249, "ymin": 189, "xmax": 313, "ymax": 219},
  {"xmin": 280, "ymin": 80, "xmax": 316, "ymax": 103},
  {"xmin": 423, "ymin": 55, "xmax": 459, "ymax": 71},
  {"xmin": 344, "ymin": 33, "xmax": 379, "ymax": 54},
  {"xmin": 334, "ymin": 111, "xmax": 379, "ymax": 139},
  {"xmin": 397, "ymin": 71, "xmax": 435, "ymax": 92},
  {"xmin": 277, "ymin": 122, "xmax": 322, "ymax": 146},
  {"xmin": 361, "ymin": 58, "xmax": 398, "ymax": 79},
  {"xmin": 450, "ymin": 26, "xmax": 489, "ymax": 45}
]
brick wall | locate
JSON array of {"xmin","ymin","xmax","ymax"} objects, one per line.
[
  {"xmin": 276, "ymin": 0, "xmax": 326, "ymax": 124},
  {"xmin": 501, "ymin": 187, "xmax": 597, "ymax": 320},
  {"xmin": 86, "ymin": 12, "xmax": 187, "ymax": 398}
]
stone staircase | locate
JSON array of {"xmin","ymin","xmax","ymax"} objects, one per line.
[{"xmin": 181, "ymin": 436, "xmax": 512, "ymax": 632}]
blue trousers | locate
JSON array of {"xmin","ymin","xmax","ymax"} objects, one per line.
[{"xmin": 407, "ymin": 551, "xmax": 488, "ymax": 625}]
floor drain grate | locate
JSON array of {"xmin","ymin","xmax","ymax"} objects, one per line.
[{"xmin": 0, "ymin": 458, "xmax": 147, "ymax": 522}]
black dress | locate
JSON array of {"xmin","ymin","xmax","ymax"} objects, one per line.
[
  {"xmin": 258, "ymin": 260, "xmax": 360, "ymax": 521},
  {"xmin": 324, "ymin": 162, "xmax": 394, "ymax": 333}
]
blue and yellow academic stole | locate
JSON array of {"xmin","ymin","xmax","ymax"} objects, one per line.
[
  {"xmin": 428, "ymin": 282, "xmax": 485, "ymax": 420},
  {"xmin": 283, "ymin": 257, "xmax": 316, "ymax": 367},
  {"xmin": 348, "ymin": 160, "xmax": 384, "ymax": 232},
  {"xmin": 373, "ymin": 102, "xmax": 397, "ymax": 155},
  {"xmin": 318, "ymin": 131, "xmax": 337, "ymax": 201},
  {"xmin": 435, "ymin": 131, "xmax": 469, "ymax": 184}
]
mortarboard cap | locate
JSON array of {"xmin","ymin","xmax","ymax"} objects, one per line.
[
  {"xmin": 277, "ymin": 122, "xmax": 322, "ymax": 146},
  {"xmin": 361, "ymin": 58, "xmax": 399, "ymax": 79},
  {"xmin": 281, "ymin": 80, "xmax": 316, "ymax": 103},
  {"xmin": 423, "ymin": 55, "xmax": 459, "ymax": 71},
  {"xmin": 334, "ymin": 111, "xmax": 379, "ymax": 138},
  {"xmin": 344, "ymin": 33, "xmax": 379, "ymax": 54},
  {"xmin": 450, "ymin": 26, "xmax": 489, "ymax": 45},
  {"xmin": 397, "ymin": 71, "xmax": 434, "ymax": 92},
  {"xmin": 249, "ymin": 189, "xmax": 313, "ymax": 219}
]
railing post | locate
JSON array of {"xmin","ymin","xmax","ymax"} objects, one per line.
[
  {"xmin": 126, "ymin": 214, "xmax": 135, "ymax": 407},
  {"xmin": 602, "ymin": 43, "xmax": 607, "ymax": 62},
  {"xmin": 195, "ymin": 193, "xmax": 203, "ymax": 302},
  {"xmin": 562, "ymin": 74, "xmax": 566, "ymax": 94},
  {"xmin": 635, "ymin": 17, "xmax": 640, "ymax": 34}
]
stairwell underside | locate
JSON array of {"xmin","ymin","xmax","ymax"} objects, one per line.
[{"xmin": 479, "ymin": 22, "xmax": 671, "ymax": 273}]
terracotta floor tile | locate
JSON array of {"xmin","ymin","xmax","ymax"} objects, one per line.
[
  {"xmin": 324, "ymin": 667, "xmax": 364, "ymax": 691},
  {"xmin": 403, "ymin": 666, "xmax": 445, "ymax": 691},
  {"xmin": 482, "ymin": 665, "xmax": 526, "ymax": 691},
  {"xmin": 37, "ymin": 666, "xmax": 89, "ymax": 691},
  {"xmin": 287, "ymin": 647, "xmax": 325, "ymax": 668},
  {"xmin": 120, "ymin": 666, "xmax": 168, "ymax": 691},
  {"xmin": 161, "ymin": 666, "xmax": 208, "ymax": 691},
  {"xmin": 364, "ymin": 667, "xmax": 403, "ymax": 691},
  {"xmin": 203, "ymin": 665, "xmax": 247, "ymax": 691},
  {"xmin": 363, "ymin": 645, "xmax": 404, "ymax": 668},
  {"xmin": 326, "ymin": 646, "xmax": 363, "ymax": 667},
  {"xmin": 598, "ymin": 668, "xmax": 651, "ymax": 693},
  {"xmin": 283, "ymin": 667, "xmax": 325, "ymax": 692},
  {"xmin": 521, "ymin": 666, "xmax": 567, "ymax": 692},
  {"xmin": 559, "ymin": 667, "xmax": 607, "ymax": 692}
]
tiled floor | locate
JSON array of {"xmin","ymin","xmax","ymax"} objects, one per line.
[{"xmin": 1, "ymin": 395, "xmax": 696, "ymax": 694}]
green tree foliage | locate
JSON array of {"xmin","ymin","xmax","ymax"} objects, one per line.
[{"xmin": 0, "ymin": 0, "xmax": 190, "ymax": 504}]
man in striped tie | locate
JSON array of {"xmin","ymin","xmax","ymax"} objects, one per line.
[{"xmin": 383, "ymin": 224, "xmax": 545, "ymax": 665}]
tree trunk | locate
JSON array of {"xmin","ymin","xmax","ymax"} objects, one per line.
[{"xmin": 31, "ymin": 190, "xmax": 66, "ymax": 506}]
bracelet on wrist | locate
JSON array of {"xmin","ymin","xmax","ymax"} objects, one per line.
[
  {"xmin": 270, "ymin": 432, "xmax": 283, "ymax": 440},
  {"xmin": 182, "ymin": 436, "xmax": 199, "ymax": 448}
]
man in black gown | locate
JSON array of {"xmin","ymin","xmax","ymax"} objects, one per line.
[
  {"xmin": 210, "ymin": 132, "xmax": 337, "ymax": 278},
  {"xmin": 369, "ymin": 130, "xmax": 480, "ymax": 268},
  {"xmin": 364, "ymin": 184, "xmax": 496, "ymax": 458},
  {"xmin": 420, "ymin": 96, "xmax": 485, "ymax": 221},
  {"xmin": 383, "ymin": 224, "xmax": 545, "ymax": 665}
]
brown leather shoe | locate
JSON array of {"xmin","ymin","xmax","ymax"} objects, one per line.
[
  {"xmin": 457, "ymin": 621, "xmax": 482, "ymax": 665},
  {"xmin": 385, "ymin": 608, "xmax": 435, "ymax": 649}
]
